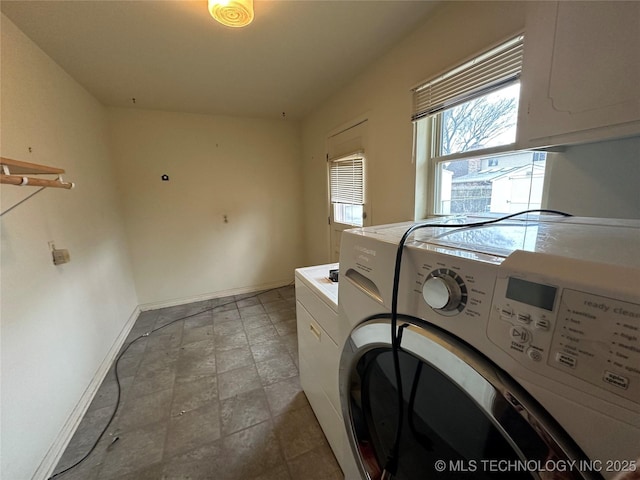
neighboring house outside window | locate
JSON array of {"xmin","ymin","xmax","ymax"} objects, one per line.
[{"xmin": 443, "ymin": 152, "xmax": 547, "ymax": 214}]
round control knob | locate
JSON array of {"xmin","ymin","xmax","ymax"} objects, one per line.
[{"xmin": 422, "ymin": 273, "xmax": 463, "ymax": 311}]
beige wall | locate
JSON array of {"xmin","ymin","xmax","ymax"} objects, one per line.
[
  {"xmin": 301, "ymin": 1, "xmax": 528, "ymax": 264},
  {"xmin": 1, "ymin": 14, "xmax": 138, "ymax": 480},
  {"xmin": 107, "ymin": 108, "xmax": 305, "ymax": 306},
  {"xmin": 545, "ymin": 136, "xmax": 640, "ymax": 218}
]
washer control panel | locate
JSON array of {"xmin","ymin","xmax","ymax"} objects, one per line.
[
  {"xmin": 488, "ymin": 276, "xmax": 640, "ymax": 404},
  {"xmin": 405, "ymin": 249, "xmax": 498, "ymax": 324}
]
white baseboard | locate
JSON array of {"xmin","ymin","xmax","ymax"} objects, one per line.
[
  {"xmin": 33, "ymin": 305, "xmax": 141, "ymax": 480},
  {"xmin": 138, "ymin": 279, "xmax": 294, "ymax": 311}
]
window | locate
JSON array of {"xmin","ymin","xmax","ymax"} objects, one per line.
[
  {"xmin": 329, "ymin": 154, "xmax": 365, "ymax": 227},
  {"xmin": 413, "ymin": 35, "xmax": 548, "ymax": 217}
]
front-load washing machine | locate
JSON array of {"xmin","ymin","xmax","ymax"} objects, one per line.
[{"xmin": 337, "ymin": 215, "xmax": 640, "ymax": 480}]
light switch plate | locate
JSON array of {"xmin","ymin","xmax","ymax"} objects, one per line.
[{"xmin": 52, "ymin": 249, "xmax": 70, "ymax": 265}]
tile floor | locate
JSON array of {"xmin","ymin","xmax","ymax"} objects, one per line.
[{"xmin": 52, "ymin": 286, "xmax": 344, "ymax": 480}]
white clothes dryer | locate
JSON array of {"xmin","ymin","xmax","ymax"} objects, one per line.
[
  {"xmin": 337, "ymin": 215, "xmax": 640, "ymax": 480},
  {"xmin": 295, "ymin": 263, "xmax": 360, "ymax": 479}
]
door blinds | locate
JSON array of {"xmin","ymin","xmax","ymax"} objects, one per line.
[
  {"xmin": 411, "ymin": 35, "xmax": 524, "ymax": 121},
  {"xmin": 329, "ymin": 155, "xmax": 364, "ymax": 206}
]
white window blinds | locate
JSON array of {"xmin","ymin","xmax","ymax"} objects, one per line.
[
  {"xmin": 329, "ymin": 155, "xmax": 364, "ymax": 206},
  {"xmin": 412, "ymin": 35, "xmax": 524, "ymax": 121}
]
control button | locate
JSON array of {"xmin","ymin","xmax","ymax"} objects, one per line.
[
  {"xmin": 555, "ymin": 352, "xmax": 577, "ymax": 369},
  {"xmin": 422, "ymin": 276, "xmax": 451, "ymax": 309},
  {"xmin": 422, "ymin": 270, "xmax": 466, "ymax": 312},
  {"xmin": 527, "ymin": 348, "xmax": 543, "ymax": 362},
  {"xmin": 500, "ymin": 305, "xmax": 514, "ymax": 320},
  {"xmin": 603, "ymin": 371, "xmax": 629, "ymax": 390},
  {"xmin": 517, "ymin": 313, "xmax": 532, "ymax": 324},
  {"xmin": 535, "ymin": 318, "xmax": 550, "ymax": 330},
  {"xmin": 510, "ymin": 326, "xmax": 532, "ymax": 345}
]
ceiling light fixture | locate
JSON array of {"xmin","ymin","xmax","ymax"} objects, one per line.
[{"xmin": 208, "ymin": 0, "xmax": 254, "ymax": 28}]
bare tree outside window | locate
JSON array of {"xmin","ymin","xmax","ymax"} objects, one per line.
[{"xmin": 440, "ymin": 86, "xmax": 519, "ymax": 156}]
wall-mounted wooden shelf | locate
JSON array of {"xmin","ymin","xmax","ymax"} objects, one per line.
[{"xmin": 1, "ymin": 157, "xmax": 75, "ymax": 189}]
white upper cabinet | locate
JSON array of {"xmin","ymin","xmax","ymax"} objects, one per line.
[{"xmin": 517, "ymin": 1, "xmax": 640, "ymax": 149}]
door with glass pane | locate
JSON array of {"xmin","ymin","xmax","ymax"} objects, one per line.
[{"xmin": 327, "ymin": 120, "xmax": 369, "ymax": 262}]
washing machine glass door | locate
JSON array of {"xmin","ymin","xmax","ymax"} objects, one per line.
[{"xmin": 340, "ymin": 318, "xmax": 601, "ymax": 480}]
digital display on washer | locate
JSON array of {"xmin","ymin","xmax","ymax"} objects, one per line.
[{"xmin": 506, "ymin": 277, "xmax": 557, "ymax": 311}]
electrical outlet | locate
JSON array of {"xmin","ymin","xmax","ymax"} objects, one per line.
[{"xmin": 52, "ymin": 248, "xmax": 70, "ymax": 265}]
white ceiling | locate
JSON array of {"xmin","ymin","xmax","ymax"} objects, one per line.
[{"xmin": 1, "ymin": 0, "xmax": 438, "ymax": 120}]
